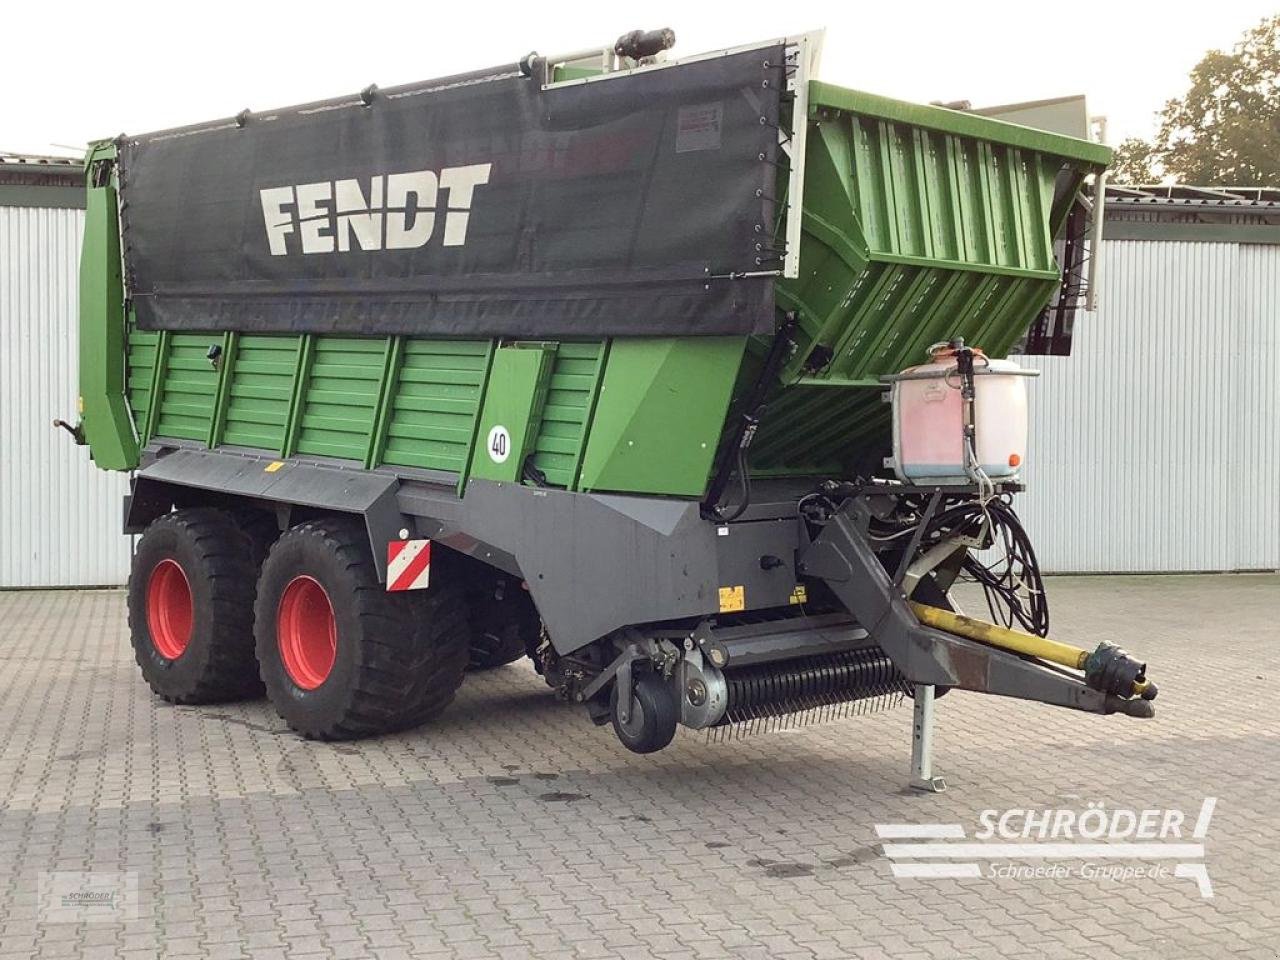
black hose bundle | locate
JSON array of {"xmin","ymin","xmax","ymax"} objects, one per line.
[
  {"xmin": 703, "ymin": 315, "xmax": 797, "ymax": 523},
  {"xmin": 923, "ymin": 496, "xmax": 1049, "ymax": 637}
]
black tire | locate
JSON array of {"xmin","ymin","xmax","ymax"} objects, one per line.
[
  {"xmin": 127, "ymin": 508, "xmax": 264, "ymax": 704},
  {"xmin": 229, "ymin": 507, "xmax": 281, "ymax": 568},
  {"xmin": 465, "ymin": 572, "xmax": 540, "ymax": 670},
  {"xmin": 254, "ymin": 517, "xmax": 469, "ymax": 740},
  {"xmin": 611, "ymin": 670, "xmax": 679, "ymax": 754}
]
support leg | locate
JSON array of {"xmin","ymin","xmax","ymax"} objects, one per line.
[{"xmin": 909, "ymin": 684, "xmax": 946, "ymax": 793}]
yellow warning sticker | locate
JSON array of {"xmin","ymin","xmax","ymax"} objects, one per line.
[
  {"xmin": 789, "ymin": 584, "xmax": 808, "ymax": 605},
  {"xmin": 264, "ymin": 461, "xmax": 285, "ymax": 473},
  {"xmin": 718, "ymin": 585, "xmax": 745, "ymax": 613}
]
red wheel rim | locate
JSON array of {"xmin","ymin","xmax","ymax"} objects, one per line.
[
  {"xmin": 146, "ymin": 559, "xmax": 193, "ymax": 660},
  {"xmin": 277, "ymin": 576, "xmax": 337, "ymax": 690}
]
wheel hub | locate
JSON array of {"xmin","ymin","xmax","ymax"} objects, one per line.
[
  {"xmin": 277, "ymin": 575, "xmax": 337, "ymax": 689},
  {"xmin": 615, "ymin": 692, "xmax": 647, "ymax": 737},
  {"xmin": 146, "ymin": 559, "xmax": 193, "ymax": 660}
]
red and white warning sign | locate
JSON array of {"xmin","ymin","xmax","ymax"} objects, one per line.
[{"xmin": 386, "ymin": 539, "xmax": 431, "ymax": 592}]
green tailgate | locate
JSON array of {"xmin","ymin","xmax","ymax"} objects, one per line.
[{"xmin": 751, "ymin": 84, "xmax": 1110, "ymax": 474}]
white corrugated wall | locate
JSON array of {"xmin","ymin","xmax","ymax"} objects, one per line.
[
  {"xmin": 1, "ymin": 216, "xmax": 1275, "ymax": 584},
  {"xmin": 0, "ymin": 206, "xmax": 133, "ymax": 587},
  {"xmin": 1015, "ymin": 240, "xmax": 1280, "ymax": 573}
]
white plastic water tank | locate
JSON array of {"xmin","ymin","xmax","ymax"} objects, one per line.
[{"xmin": 887, "ymin": 345, "xmax": 1035, "ymax": 485}]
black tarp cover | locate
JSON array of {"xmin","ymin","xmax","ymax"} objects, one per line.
[{"xmin": 118, "ymin": 46, "xmax": 784, "ymax": 337}]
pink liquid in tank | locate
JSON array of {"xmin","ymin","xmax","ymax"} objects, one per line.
[{"xmin": 890, "ymin": 347, "xmax": 1032, "ymax": 484}]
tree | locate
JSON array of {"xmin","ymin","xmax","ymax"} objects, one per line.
[
  {"xmin": 1109, "ymin": 137, "xmax": 1158, "ymax": 184},
  {"xmin": 1113, "ymin": 15, "xmax": 1280, "ymax": 186}
]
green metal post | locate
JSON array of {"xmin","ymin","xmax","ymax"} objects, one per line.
[
  {"xmin": 78, "ymin": 142, "xmax": 139, "ymax": 470},
  {"xmin": 207, "ymin": 332, "xmax": 238, "ymax": 448}
]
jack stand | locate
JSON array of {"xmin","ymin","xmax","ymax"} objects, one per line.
[{"xmin": 909, "ymin": 684, "xmax": 946, "ymax": 793}]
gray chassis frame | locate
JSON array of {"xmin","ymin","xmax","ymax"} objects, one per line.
[{"xmin": 126, "ymin": 442, "xmax": 1146, "ymax": 720}]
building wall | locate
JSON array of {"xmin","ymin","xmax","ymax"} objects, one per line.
[
  {"xmin": 0, "ymin": 205, "xmax": 133, "ymax": 587},
  {"xmin": 1015, "ymin": 240, "xmax": 1280, "ymax": 573},
  {"xmin": 2, "ymin": 212, "xmax": 1275, "ymax": 586}
]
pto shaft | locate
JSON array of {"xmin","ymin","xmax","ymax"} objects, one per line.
[{"xmin": 909, "ymin": 603, "xmax": 1156, "ymax": 701}]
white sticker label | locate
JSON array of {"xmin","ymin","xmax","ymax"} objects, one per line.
[
  {"xmin": 676, "ymin": 102, "xmax": 723, "ymax": 153},
  {"xmin": 487, "ymin": 425, "xmax": 511, "ymax": 464}
]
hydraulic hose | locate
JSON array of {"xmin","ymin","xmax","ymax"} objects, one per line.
[{"xmin": 702, "ymin": 314, "xmax": 797, "ymax": 520}]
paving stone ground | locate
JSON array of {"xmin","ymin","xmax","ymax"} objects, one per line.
[{"xmin": 0, "ymin": 573, "xmax": 1276, "ymax": 959}]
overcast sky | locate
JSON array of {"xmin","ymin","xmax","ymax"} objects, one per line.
[{"xmin": 3, "ymin": 0, "xmax": 1275, "ymax": 157}]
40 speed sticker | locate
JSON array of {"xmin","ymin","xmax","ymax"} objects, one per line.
[{"xmin": 487, "ymin": 425, "xmax": 511, "ymax": 464}]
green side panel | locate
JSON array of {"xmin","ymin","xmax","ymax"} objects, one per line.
[
  {"xmin": 757, "ymin": 91, "xmax": 1102, "ymax": 474},
  {"xmin": 77, "ymin": 144, "xmax": 138, "ymax": 471},
  {"xmin": 215, "ymin": 335, "xmax": 287, "ymax": 451},
  {"xmin": 125, "ymin": 324, "xmax": 159, "ymax": 440},
  {"xmin": 381, "ymin": 339, "xmax": 491, "ymax": 475},
  {"xmin": 579, "ymin": 338, "xmax": 746, "ymax": 498},
  {"xmin": 468, "ymin": 344, "xmax": 556, "ymax": 484},
  {"xmin": 152, "ymin": 334, "xmax": 219, "ymax": 442},
  {"xmin": 293, "ymin": 337, "xmax": 386, "ymax": 461},
  {"xmin": 530, "ymin": 341, "xmax": 607, "ymax": 489}
]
